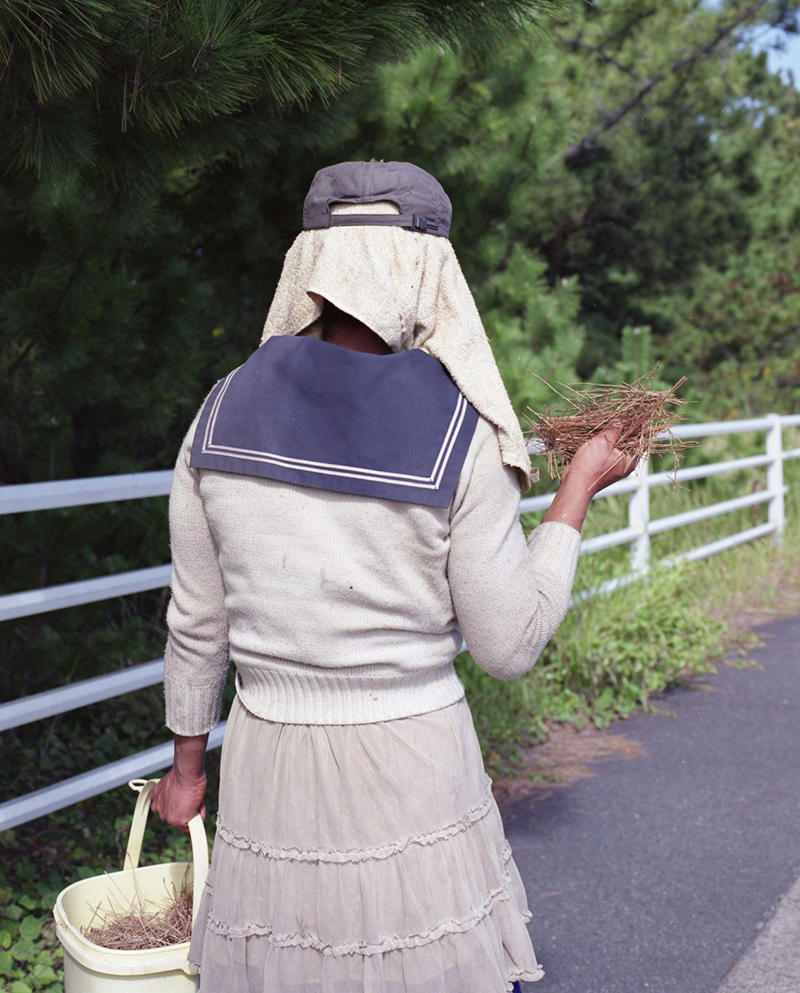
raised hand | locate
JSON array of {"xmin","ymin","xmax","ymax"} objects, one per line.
[
  {"xmin": 542, "ymin": 426, "xmax": 640, "ymax": 533},
  {"xmin": 563, "ymin": 425, "xmax": 640, "ymax": 497}
]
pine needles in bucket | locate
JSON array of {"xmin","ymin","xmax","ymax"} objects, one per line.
[
  {"xmin": 83, "ymin": 873, "xmax": 193, "ymax": 951},
  {"xmin": 526, "ymin": 367, "xmax": 692, "ymax": 482}
]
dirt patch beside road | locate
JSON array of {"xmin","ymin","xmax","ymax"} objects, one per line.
[{"xmin": 492, "ymin": 722, "xmax": 644, "ymax": 811}]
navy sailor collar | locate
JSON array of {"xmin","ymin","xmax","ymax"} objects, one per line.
[{"xmin": 189, "ymin": 335, "xmax": 479, "ymax": 507}]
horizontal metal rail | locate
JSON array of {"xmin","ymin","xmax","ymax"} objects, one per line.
[
  {"xmin": 519, "ymin": 492, "xmax": 557, "ymax": 514},
  {"xmin": 571, "ymin": 522, "xmax": 778, "ymax": 608},
  {"xmin": 570, "ymin": 570, "xmax": 641, "ymax": 606},
  {"xmin": 4, "ymin": 415, "xmax": 794, "ymax": 518},
  {"xmin": 648, "ymin": 453, "xmax": 773, "ymax": 488},
  {"xmin": 0, "ymin": 565, "xmax": 171, "ymax": 622},
  {"xmin": 0, "ymin": 722, "xmax": 227, "ymax": 832},
  {"xmin": 647, "ymin": 488, "xmax": 779, "ymax": 536},
  {"xmin": 0, "ymin": 658, "xmax": 165, "ymax": 733},
  {"xmin": 9, "ymin": 454, "xmax": 774, "ymax": 621},
  {"xmin": 0, "ymin": 471, "xmax": 173, "ymax": 516},
  {"xmin": 667, "ymin": 521, "xmax": 777, "ymax": 565},
  {"xmin": 668, "ymin": 417, "xmax": 772, "ymax": 438},
  {"xmin": 579, "ymin": 526, "xmax": 641, "ymax": 555},
  {"xmin": 519, "ymin": 451, "xmax": 779, "ymax": 514},
  {"xmin": 521, "ymin": 472, "xmax": 651, "ymax": 511}
]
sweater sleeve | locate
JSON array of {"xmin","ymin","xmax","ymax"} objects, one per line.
[
  {"xmin": 447, "ymin": 416, "xmax": 582, "ymax": 680},
  {"xmin": 163, "ymin": 414, "xmax": 230, "ymax": 735}
]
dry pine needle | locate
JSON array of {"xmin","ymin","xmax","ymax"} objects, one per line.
[
  {"xmin": 526, "ymin": 366, "xmax": 692, "ymax": 482},
  {"xmin": 82, "ymin": 875, "xmax": 193, "ymax": 951}
]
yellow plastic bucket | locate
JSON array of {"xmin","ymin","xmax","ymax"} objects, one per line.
[{"xmin": 53, "ymin": 779, "xmax": 209, "ymax": 992}]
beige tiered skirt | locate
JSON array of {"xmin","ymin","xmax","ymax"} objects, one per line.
[{"xmin": 189, "ymin": 694, "xmax": 545, "ymax": 992}]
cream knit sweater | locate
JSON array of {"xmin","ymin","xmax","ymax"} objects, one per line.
[{"xmin": 163, "ymin": 414, "xmax": 581, "ymax": 734}]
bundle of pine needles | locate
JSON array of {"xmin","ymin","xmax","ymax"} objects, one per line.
[
  {"xmin": 83, "ymin": 877, "xmax": 193, "ymax": 951},
  {"xmin": 526, "ymin": 367, "xmax": 691, "ymax": 481}
]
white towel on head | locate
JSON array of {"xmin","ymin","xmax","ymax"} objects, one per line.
[{"xmin": 261, "ymin": 201, "xmax": 535, "ymax": 492}]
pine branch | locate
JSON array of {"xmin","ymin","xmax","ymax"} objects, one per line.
[
  {"xmin": 1, "ymin": 0, "xmax": 568, "ymax": 174},
  {"xmin": 562, "ymin": 0, "xmax": 772, "ymax": 164},
  {"xmin": 600, "ymin": 8, "xmax": 659, "ymax": 51},
  {"xmin": 55, "ymin": 201, "xmax": 109, "ymax": 312},
  {"xmin": 554, "ymin": 31, "xmax": 639, "ymax": 78}
]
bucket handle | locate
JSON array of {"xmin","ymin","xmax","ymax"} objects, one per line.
[{"xmin": 124, "ymin": 778, "xmax": 209, "ymax": 928}]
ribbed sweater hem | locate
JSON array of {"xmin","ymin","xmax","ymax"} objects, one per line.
[{"xmin": 233, "ymin": 658, "xmax": 466, "ymax": 725}]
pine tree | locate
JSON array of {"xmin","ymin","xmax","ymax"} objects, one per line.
[
  {"xmin": 656, "ymin": 99, "xmax": 800, "ymax": 418},
  {"xmin": 0, "ymin": 0, "xmax": 565, "ymax": 181}
]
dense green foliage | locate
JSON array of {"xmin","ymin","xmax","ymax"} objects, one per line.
[{"xmin": 1, "ymin": 0, "xmax": 800, "ymax": 984}]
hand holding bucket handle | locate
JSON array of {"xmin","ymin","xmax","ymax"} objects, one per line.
[{"xmin": 126, "ymin": 779, "xmax": 209, "ymax": 927}]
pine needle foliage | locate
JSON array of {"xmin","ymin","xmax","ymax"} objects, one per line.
[
  {"xmin": 527, "ymin": 369, "xmax": 689, "ymax": 480},
  {"xmin": 0, "ymin": 0, "xmax": 566, "ymax": 179}
]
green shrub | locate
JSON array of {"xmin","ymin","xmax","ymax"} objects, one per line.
[
  {"xmin": 0, "ymin": 869, "xmax": 63, "ymax": 992},
  {"xmin": 460, "ymin": 555, "xmax": 736, "ymax": 777},
  {"xmin": 543, "ymin": 559, "xmax": 726, "ymax": 719}
]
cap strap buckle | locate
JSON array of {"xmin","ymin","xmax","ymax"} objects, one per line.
[{"xmin": 411, "ymin": 215, "xmax": 439, "ymax": 233}]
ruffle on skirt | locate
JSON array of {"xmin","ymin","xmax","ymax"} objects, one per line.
[{"xmin": 189, "ymin": 694, "xmax": 544, "ymax": 992}]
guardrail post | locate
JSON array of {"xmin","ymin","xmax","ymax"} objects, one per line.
[
  {"xmin": 766, "ymin": 412, "xmax": 785, "ymax": 543},
  {"xmin": 628, "ymin": 454, "xmax": 650, "ymax": 573}
]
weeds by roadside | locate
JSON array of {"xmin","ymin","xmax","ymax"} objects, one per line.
[{"xmin": 460, "ymin": 486, "xmax": 800, "ymax": 779}]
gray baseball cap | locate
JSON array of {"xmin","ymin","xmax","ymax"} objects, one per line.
[{"xmin": 302, "ymin": 160, "xmax": 452, "ymax": 238}]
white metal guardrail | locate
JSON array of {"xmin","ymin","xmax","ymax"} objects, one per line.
[{"xmin": 1, "ymin": 413, "xmax": 798, "ymax": 831}]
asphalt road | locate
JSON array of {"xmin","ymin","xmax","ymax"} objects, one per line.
[{"xmin": 502, "ymin": 614, "xmax": 800, "ymax": 993}]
